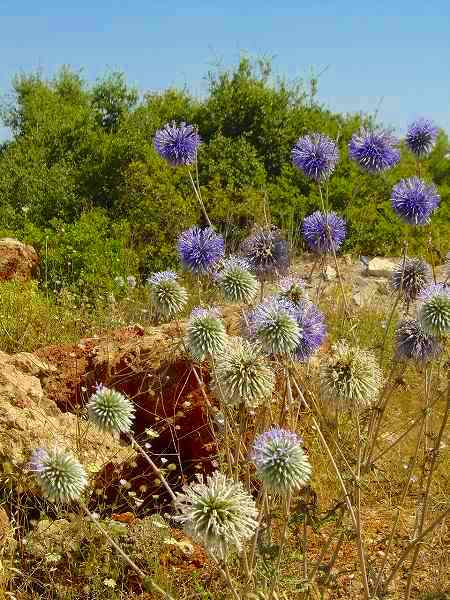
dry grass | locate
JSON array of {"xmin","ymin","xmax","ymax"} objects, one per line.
[{"xmin": 0, "ymin": 277, "xmax": 448, "ymax": 600}]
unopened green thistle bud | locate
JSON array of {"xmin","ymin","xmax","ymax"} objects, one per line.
[
  {"xmin": 418, "ymin": 284, "xmax": 450, "ymax": 336},
  {"xmin": 148, "ymin": 271, "xmax": 188, "ymax": 319},
  {"xmin": 251, "ymin": 429, "xmax": 312, "ymax": 495},
  {"xmin": 320, "ymin": 341, "xmax": 382, "ymax": 411},
  {"xmin": 29, "ymin": 448, "xmax": 87, "ymax": 502},
  {"xmin": 186, "ymin": 307, "xmax": 226, "ymax": 362},
  {"xmin": 216, "ymin": 257, "xmax": 258, "ymax": 304},
  {"xmin": 174, "ymin": 471, "xmax": 258, "ymax": 560},
  {"xmin": 211, "ymin": 337, "xmax": 275, "ymax": 409},
  {"xmin": 87, "ymin": 385, "xmax": 135, "ymax": 434},
  {"xmin": 248, "ymin": 296, "xmax": 300, "ymax": 355}
]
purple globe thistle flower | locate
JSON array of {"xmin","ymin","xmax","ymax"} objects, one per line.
[
  {"xmin": 279, "ymin": 276, "xmax": 308, "ymax": 305},
  {"xmin": 302, "ymin": 211, "xmax": 347, "ymax": 254},
  {"xmin": 349, "ymin": 129, "xmax": 400, "ymax": 173},
  {"xmin": 178, "ymin": 226, "xmax": 225, "ymax": 274},
  {"xmin": 291, "ymin": 133, "xmax": 339, "ymax": 181},
  {"xmin": 240, "ymin": 226, "xmax": 290, "ymax": 281},
  {"xmin": 418, "ymin": 282, "xmax": 450, "ymax": 303},
  {"xmin": 153, "ymin": 121, "xmax": 201, "ymax": 166},
  {"xmin": 395, "ymin": 319, "xmax": 441, "ymax": 363},
  {"xmin": 248, "ymin": 296, "xmax": 300, "ymax": 355},
  {"xmin": 293, "ymin": 300, "xmax": 327, "ymax": 361},
  {"xmin": 147, "ymin": 270, "xmax": 178, "ymax": 285},
  {"xmin": 250, "ymin": 428, "xmax": 311, "ymax": 494},
  {"xmin": 391, "ymin": 177, "xmax": 440, "ymax": 225},
  {"xmin": 405, "ymin": 119, "xmax": 438, "ymax": 157},
  {"xmin": 390, "ymin": 257, "xmax": 432, "ymax": 304}
]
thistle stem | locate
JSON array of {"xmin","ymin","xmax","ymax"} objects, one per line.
[
  {"xmin": 127, "ymin": 433, "xmax": 177, "ymax": 503},
  {"xmin": 79, "ymin": 503, "xmax": 174, "ymax": 598},
  {"xmin": 188, "ymin": 170, "xmax": 212, "ymax": 228}
]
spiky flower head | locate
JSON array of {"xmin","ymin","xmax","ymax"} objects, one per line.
[
  {"xmin": 216, "ymin": 256, "xmax": 258, "ymax": 304},
  {"xmin": 302, "ymin": 211, "xmax": 347, "ymax": 255},
  {"xmin": 211, "ymin": 337, "xmax": 275, "ymax": 409},
  {"xmin": 87, "ymin": 384, "xmax": 135, "ymax": 434},
  {"xmin": 395, "ymin": 319, "xmax": 441, "ymax": 363},
  {"xmin": 29, "ymin": 448, "xmax": 87, "ymax": 502},
  {"xmin": 240, "ymin": 226, "xmax": 289, "ymax": 281},
  {"xmin": 186, "ymin": 307, "xmax": 226, "ymax": 361},
  {"xmin": 390, "ymin": 257, "xmax": 432, "ymax": 303},
  {"xmin": 418, "ymin": 284, "xmax": 450, "ymax": 336},
  {"xmin": 348, "ymin": 129, "xmax": 400, "ymax": 173},
  {"xmin": 320, "ymin": 341, "xmax": 382, "ymax": 412},
  {"xmin": 391, "ymin": 177, "xmax": 440, "ymax": 226},
  {"xmin": 251, "ymin": 428, "xmax": 312, "ymax": 494},
  {"xmin": 248, "ymin": 296, "xmax": 300, "ymax": 355},
  {"xmin": 148, "ymin": 271, "xmax": 188, "ymax": 318},
  {"xmin": 174, "ymin": 471, "xmax": 258, "ymax": 560},
  {"xmin": 291, "ymin": 133, "xmax": 339, "ymax": 181},
  {"xmin": 153, "ymin": 121, "xmax": 201, "ymax": 166},
  {"xmin": 405, "ymin": 119, "xmax": 438, "ymax": 157},
  {"xmin": 293, "ymin": 300, "xmax": 327, "ymax": 361},
  {"xmin": 279, "ymin": 276, "xmax": 308, "ymax": 305},
  {"xmin": 178, "ymin": 226, "xmax": 225, "ymax": 274}
]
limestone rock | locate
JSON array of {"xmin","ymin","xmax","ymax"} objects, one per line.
[
  {"xmin": 0, "ymin": 350, "xmax": 134, "ymax": 490},
  {"xmin": 366, "ymin": 257, "xmax": 397, "ymax": 278},
  {"xmin": 0, "ymin": 238, "xmax": 39, "ymax": 282}
]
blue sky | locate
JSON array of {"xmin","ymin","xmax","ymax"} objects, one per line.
[{"xmin": 1, "ymin": 1, "xmax": 449, "ymax": 140}]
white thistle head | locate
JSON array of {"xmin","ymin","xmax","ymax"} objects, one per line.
[{"xmin": 174, "ymin": 471, "xmax": 258, "ymax": 560}]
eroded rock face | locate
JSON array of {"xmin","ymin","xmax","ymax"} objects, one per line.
[
  {"xmin": 0, "ymin": 238, "xmax": 39, "ymax": 282},
  {"xmin": 0, "ymin": 350, "xmax": 134, "ymax": 492}
]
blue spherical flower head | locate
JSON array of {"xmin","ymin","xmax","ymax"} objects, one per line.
[
  {"xmin": 293, "ymin": 300, "xmax": 326, "ymax": 361},
  {"xmin": 349, "ymin": 129, "xmax": 400, "ymax": 173},
  {"xmin": 251, "ymin": 428, "xmax": 312, "ymax": 494},
  {"xmin": 279, "ymin": 276, "xmax": 308, "ymax": 305},
  {"xmin": 302, "ymin": 211, "xmax": 346, "ymax": 254},
  {"xmin": 406, "ymin": 119, "xmax": 438, "ymax": 157},
  {"xmin": 178, "ymin": 226, "xmax": 225, "ymax": 274},
  {"xmin": 29, "ymin": 447, "xmax": 88, "ymax": 502},
  {"xmin": 395, "ymin": 319, "xmax": 441, "ymax": 363},
  {"xmin": 240, "ymin": 226, "xmax": 290, "ymax": 281},
  {"xmin": 248, "ymin": 296, "xmax": 300, "ymax": 355},
  {"xmin": 291, "ymin": 133, "xmax": 339, "ymax": 181},
  {"xmin": 418, "ymin": 283, "xmax": 450, "ymax": 336},
  {"xmin": 391, "ymin": 177, "xmax": 440, "ymax": 225},
  {"xmin": 154, "ymin": 121, "xmax": 201, "ymax": 166}
]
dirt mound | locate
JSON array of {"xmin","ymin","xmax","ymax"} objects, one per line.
[{"xmin": 34, "ymin": 318, "xmax": 230, "ymax": 511}]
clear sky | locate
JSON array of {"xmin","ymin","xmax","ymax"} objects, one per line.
[{"xmin": 1, "ymin": 1, "xmax": 449, "ymax": 140}]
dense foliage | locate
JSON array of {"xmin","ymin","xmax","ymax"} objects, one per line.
[{"xmin": 0, "ymin": 59, "xmax": 448, "ymax": 297}]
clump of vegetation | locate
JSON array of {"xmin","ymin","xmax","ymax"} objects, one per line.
[
  {"xmin": 1, "ymin": 107, "xmax": 447, "ymax": 600},
  {"xmin": 0, "ymin": 58, "xmax": 448, "ymax": 300}
]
